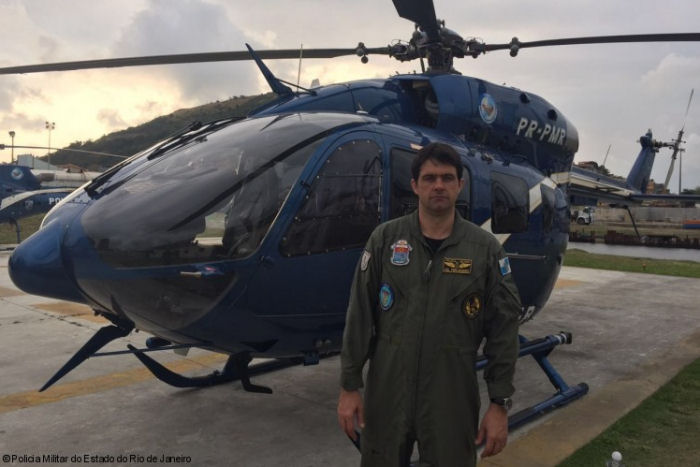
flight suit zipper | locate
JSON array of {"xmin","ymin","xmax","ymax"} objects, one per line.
[{"xmin": 410, "ymin": 239, "xmax": 439, "ymax": 430}]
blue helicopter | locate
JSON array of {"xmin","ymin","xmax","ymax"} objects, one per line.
[
  {"xmin": 2, "ymin": 0, "xmax": 700, "ymax": 431},
  {"xmin": 568, "ymin": 123, "xmax": 700, "ymax": 235},
  {"xmin": 0, "ymin": 163, "xmax": 93, "ymax": 242}
]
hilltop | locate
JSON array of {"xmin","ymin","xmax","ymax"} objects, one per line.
[{"xmin": 45, "ymin": 93, "xmax": 276, "ymax": 171}]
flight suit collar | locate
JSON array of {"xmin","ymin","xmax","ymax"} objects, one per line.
[{"xmin": 409, "ymin": 209, "xmax": 470, "ymax": 254}]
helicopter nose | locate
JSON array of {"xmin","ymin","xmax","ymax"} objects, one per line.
[{"xmin": 9, "ymin": 218, "xmax": 84, "ymax": 302}]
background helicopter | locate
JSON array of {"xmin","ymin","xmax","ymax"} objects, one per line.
[
  {"xmin": 1, "ymin": 0, "xmax": 700, "ymax": 431},
  {"xmin": 0, "ymin": 153, "xmax": 105, "ymax": 241},
  {"xmin": 568, "ymin": 89, "xmax": 700, "ymax": 210}
]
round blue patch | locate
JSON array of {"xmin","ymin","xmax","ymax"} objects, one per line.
[
  {"xmin": 11, "ymin": 167, "xmax": 24, "ymax": 180},
  {"xmin": 379, "ymin": 283, "xmax": 394, "ymax": 311},
  {"xmin": 478, "ymin": 93, "xmax": 498, "ymax": 124}
]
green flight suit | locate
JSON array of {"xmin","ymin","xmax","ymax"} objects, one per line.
[{"xmin": 341, "ymin": 211, "xmax": 521, "ymax": 467}]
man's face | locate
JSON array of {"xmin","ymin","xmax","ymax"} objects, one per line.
[{"xmin": 410, "ymin": 159, "xmax": 464, "ymax": 215}]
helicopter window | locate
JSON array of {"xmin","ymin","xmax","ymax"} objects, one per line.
[
  {"xmin": 541, "ymin": 184, "xmax": 555, "ymax": 232},
  {"xmin": 399, "ymin": 81, "xmax": 438, "ymax": 128},
  {"xmin": 221, "ymin": 139, "xmax": 323, "ymax": 257},
  {"xmin": 389, "ymin": 147, "xmax": 471, "ymax": 219},
  {"xmin": 352, "ymin": 88, "xmax": 402, "ymax": 123},
  {"xmin": 491, "ymin": 172, "xmax": 528, "ymax": 233},
  {"xmin": 281, "ymin": 139, "xmax": 382, "ymax": 256},
  {"xmin": 80, "ymin": 113, "xmax": 366, "ymax": 267}
]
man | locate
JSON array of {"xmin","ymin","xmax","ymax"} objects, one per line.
[{"xmin": 337, "ymin": 142, "xmax": 521, "ymax": 466}]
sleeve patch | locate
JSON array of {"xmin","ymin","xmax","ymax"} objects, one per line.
[
  {"xmin": 360, "ymin": 250, "xmax": 371, "ymax": 271},
  {"xmin": 499, "ymin": 257, "xmax": 512, "ymax": 276}
]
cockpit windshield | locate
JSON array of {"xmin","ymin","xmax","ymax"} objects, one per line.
[{"xmin": 81, "ymin": 113, "xmax": 371, "ymax": 267}]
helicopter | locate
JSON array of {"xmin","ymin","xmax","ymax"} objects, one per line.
[
  {"xmin": 569, "ymin": 128, "xmax": 700, "ymax": 207},
  {"xmin": 568, "ymin": 88, "xmax": 700, "ymax": 211},
  {"xmin": 0, "ymin": 161, "xmax": 101, "ymax": 242},
  {"xmin": 2, "ymin": 0, "xmax": 700, "ymax": 433},
  {"xmin": 0, "ymin": 144, "xmax": 110, "ymax": 241}
]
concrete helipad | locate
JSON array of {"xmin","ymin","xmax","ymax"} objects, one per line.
[{"xmin": 0, "ymin": 249, "xmax": 698, "ymax": 466}]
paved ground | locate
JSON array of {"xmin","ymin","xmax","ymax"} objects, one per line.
[{"xmin": 0, "ymin": 249, "xmax": 698, "ymax": 466}]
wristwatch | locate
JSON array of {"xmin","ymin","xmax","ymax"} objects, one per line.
[{"xmin": 490, "ymin": 397, "xmax": 513, "ymax": 411}]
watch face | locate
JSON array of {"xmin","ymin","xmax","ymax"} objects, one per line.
[{"xmin": 492, "ymin": 397, "xmax": 513, "ymax": 410}]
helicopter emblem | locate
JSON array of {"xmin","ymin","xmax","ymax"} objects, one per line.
[{"xmin": 479, "ymin": 93, "xmax": 498, "ymax": 124}]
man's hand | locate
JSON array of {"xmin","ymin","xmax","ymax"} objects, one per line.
[
  {"xmin": 337, "ymin": 389, "xmax": 365, "ymax": 441},
  {"xmin": 475, "ymin": 403, "xmax": 508, "ymax": 458}
]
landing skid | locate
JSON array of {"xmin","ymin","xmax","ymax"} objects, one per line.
[
  {"xmin": 129, "ymin": 346, "xmax": 303, "ymax": 394},
  {"xmin": 40, "ymin": 323, "xmax": 133, "ymax": 392},
  {"xmin": 39, "ymin": 321, "xmax": 318, "ymax": 394},
  {"xmin": 477, "ymin": 332, "xmax": 589, "ymax": 430},
  {"xmin": 349, "ymin": 331, "xmax": 589, "ymax": 456}
]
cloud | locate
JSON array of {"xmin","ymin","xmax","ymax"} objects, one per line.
[
  {"xmin": 641, "ymin": 54, "xmax": 700, "ymax": 93},
  {"xmin": 38, "ymin": 35, "xmax": 60, "ymax": 62},
  {"xmin": 97, "ymin": 108, "xmax": 127, "ymax": 128},
  {"xmin": 0, "ymin": 77, "xmax": 20, "ymax": 111},
  {"xmin": 137, "ymin": 100, "xmax": 160, "ymax": 114},
  {"xmin": 0, "ymin": 76, "xmax": 48, "ymax": 127},
  {"xmin": 0, "ymin": 109, "xmax": 45, "ymax": 135},
  {"xmin": 112, "ymin": 0, "xmax": 261, "ymax": 101}
]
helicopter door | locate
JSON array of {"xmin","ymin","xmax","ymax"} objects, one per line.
[{"xmin": 245, "ymin": 133, "xmax": 383, "ymax": 325}]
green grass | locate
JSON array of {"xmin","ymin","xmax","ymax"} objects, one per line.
[
  {"xmin": 0, "ymin": 213, "xmax": 45, "ymax": 244},
  {"xmin": 558, "ymin": 358, "xmax": 700, "ymax": 467},
  {"xmin": 564, "ymin": 248, "xmax": 700, "ymax": 278}
]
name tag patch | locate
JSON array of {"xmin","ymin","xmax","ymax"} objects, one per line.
[{"xmin": 442, "ymin": 258, "xmax": 472, "ymax": 274}]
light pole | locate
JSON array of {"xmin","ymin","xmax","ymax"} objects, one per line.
[
  {"xmin": 45, "ymin": 121, "xmax": 55, "ymax": 167},
  {"xmin": 8, "ymin": 130, "xmax": 15, "ymax": 164}
]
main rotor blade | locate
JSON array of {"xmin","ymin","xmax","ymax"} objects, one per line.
[
  {"xmin": 392, "ymin": 0, "xmax": 440, "ymax": 42},
  {"xmin": 681, "ymin": 88, "xmax": 694, "ymax": 131},
  {"xmin": 484, "ymin": 33, "xmax": 700, "ymax": 53},
  {"xmin": 0, "ymin": 47, "xmax": 390, "ymax": 75},
  {"xmin": 664, "ymin": 155, "xmax": 676, "ymax": 189}
]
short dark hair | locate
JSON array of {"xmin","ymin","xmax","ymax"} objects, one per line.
[{"xmin": 411, "ymin": 142, "xmax": 463, "ymax": 181}]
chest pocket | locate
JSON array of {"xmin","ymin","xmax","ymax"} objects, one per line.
[
  {"xmin": 445, "ymin": 259, "xmax": 488, "ymax": 352},
  {"xmin": 374, "ymin": 242, "xmax": 427, "ymax": 341},
  {"xmin": 379, "ymin": 256, "xmax": 423, "ymax": 311}
]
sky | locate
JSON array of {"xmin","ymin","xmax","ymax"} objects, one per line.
[{"xmin": 1, "ymin": 0, "xmax": 699, "ymax": 191}]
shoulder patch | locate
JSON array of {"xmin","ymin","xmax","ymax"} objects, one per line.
[
  {"xmin": 499, "ymin": 257, "xmax": 512, "ymax": 276},
  {"xmin": 360, "ymin": 250, "xmax": 371, "ymax": 272}
]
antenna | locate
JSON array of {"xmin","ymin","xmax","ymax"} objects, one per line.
[
  {"xmin": 682, "ymin": 88, "xmax": 694, "ymax": 131},
  {"xmin": 662, "ymin": 88, "xmax": 694, "ymax": 193},
  {"xmin": 679, "ymin": 147, "xmax": 683, "ymax": 194},
  {"xmin": 679, "ymin": 89, "xmax": 693, "ymax": 193},
  {"xmin": 297, "ymin": 44, "xmax": 303, "ymax": 89},
  {"xmin": 602, "ymin": 144, "xmax": 611, "ymax": 167}
]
